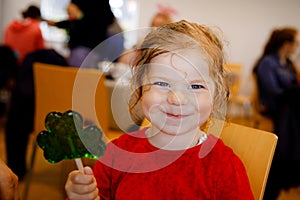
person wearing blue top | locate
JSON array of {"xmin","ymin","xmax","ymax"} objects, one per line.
[
  {"xmin": 253, "ymin": 27, "xmax": 300, "ymax": 200},
  {"xmin": 253, "ymin": 28, "xmax": 299, "ymax": 118}
]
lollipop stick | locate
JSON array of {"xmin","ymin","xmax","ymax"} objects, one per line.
[{"xmin": 75, "ymin": 158, "xmax": 84, "ymax": 174}]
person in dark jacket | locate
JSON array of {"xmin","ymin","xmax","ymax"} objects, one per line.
[
  {"xmin": 47, "ymin": 0, "xmax": 115, "ymax": 68},
  {"xmin": 0, "ymin": 45, "xmax": 18, "ymax": 117}
]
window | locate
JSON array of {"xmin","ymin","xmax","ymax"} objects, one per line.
[
  {"xmin": 40, "ymin": 0, "xmax": 138, "ymax": 50},
  {"xmin": 110, "ymin": 0, "xmax": 138, "ymax": 48},
  {"xmin": 40, "ymin": 0, "xmax": 70, "ymax": 42}
]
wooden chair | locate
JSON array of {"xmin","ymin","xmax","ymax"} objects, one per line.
[
  {"xmin": 23, "ymin": 62, "xmax": 123, "ymax": 199},
  {"xmin": 140, "ymin": 118, "xmax": 278, "ymax": 200}
]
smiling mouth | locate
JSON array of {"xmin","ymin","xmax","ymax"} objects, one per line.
[{"xmin": 166, "ymin": 113, "xmax": 185, "ymax": 118}]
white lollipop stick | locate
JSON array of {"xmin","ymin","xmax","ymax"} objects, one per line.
[{"xmin": 75, "ymin": 158, "xmax": 84, "ymax": 174}]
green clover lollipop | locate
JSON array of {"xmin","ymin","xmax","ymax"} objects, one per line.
[{"xmin": 37, "ymin": 110, "xmax": 106, "ymax": 172}]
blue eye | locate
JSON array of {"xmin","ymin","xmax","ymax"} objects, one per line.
[
  {"xmin": 153, "ymin": 81, "xmax": 170, "ymax": 88},
  {"xmin": 188, "ymin": 84, "xmax": 205, "ymax": 89}
]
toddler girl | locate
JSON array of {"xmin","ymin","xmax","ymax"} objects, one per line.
[{"xmin": 65, "ymin": 20, "xmax": 254, "ymax": 200}]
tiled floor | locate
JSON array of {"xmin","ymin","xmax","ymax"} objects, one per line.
[{"xmin": 1, "ymin": 114, "xmax": 300, "ymax": 200}]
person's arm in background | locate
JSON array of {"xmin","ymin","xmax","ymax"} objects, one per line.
[
  {"xmin": 0, "ymin": 158, "xmax": 20, "ymax": 200},
  {"xmin": 46, "ymin": 19, "xmax": 72, "ymax": 29}
]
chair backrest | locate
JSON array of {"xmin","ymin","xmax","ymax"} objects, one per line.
[
  {"xmin": 219, "ymin": 122, "xmax": 277, "ymax": 200},
  {"xmin": 33, "ymin": 62, "xmax": 110, "ymax": 139},
  {"xmin": 140, "ymin": 118, "xmax": 277, "ymax": 200}
]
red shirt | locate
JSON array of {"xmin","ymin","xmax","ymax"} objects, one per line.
[
  {"xmin": 4, "ymin": 18, "xmax": 44, "ymax": 63},
  {"xmin": 95, "ymin": 128, "xmax": 254, "ymax": 200}
]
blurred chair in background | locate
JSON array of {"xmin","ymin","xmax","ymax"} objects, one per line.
[
  {"xmin": 224, "ymin": 64, "xmax": 253, "ymax": 121},
  {"xmin": 23, "ymin": 62, "xmax": 123, "ymax": 200}
]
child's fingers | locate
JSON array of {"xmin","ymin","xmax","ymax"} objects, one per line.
[
  {"xmin": 67, "ymin": 186, "xmax": 99, "ymax": 200},
  {"xmin": 70, "ymin": 169, "xmax": 94, "ymax": 184},
  {"xmin": 70, "ymin": 177, "xmax": 98, "ymax": 194},
  {"xmin": 65, "ymin": 169, "xmax": 99, "ymax": 200},
  {"xmin": 84, "ymin": 166, "xmax": 94, "ymax": 175},
  {"xmin": 66, "ymin": 181, "xmax": 99, "ymax": 200},
  {"xmin": 67, "ymin": 189, "xmax": 99, "ymax": 200}
]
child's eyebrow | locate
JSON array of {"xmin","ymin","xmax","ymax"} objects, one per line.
[
  {"xmin": 147, "ymin": 75, "xmax": 207, "ymax": 85},
  {"xmin": 146, "ymin": 75, "xmax": 170, "ymax": 82},
  {"xmin": 190, "ymin": 79, "xmax": 207, "ymax": 83},
  {"xmin": 147, "ymin": 74, "xmax": 167, "ymax": 79}
]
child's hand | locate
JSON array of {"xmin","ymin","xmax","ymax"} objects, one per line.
[
  {"xmin": 0, "ymin": 159, "xmax": 19, "ymax": 200},
  {"xmin": 65, "ymin": 166, "xmax": 100, "ymax": 200}
]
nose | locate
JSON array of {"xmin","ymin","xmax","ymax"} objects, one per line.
[{"xmin": 167, "ymin": 90, "xmax": 188, "ymax": 105}]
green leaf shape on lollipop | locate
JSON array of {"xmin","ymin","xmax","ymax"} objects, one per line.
[{"xmin": 37, "ymin": 110, "xmax": 106, "ymax": 167}]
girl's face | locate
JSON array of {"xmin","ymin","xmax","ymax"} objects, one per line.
[{"xmin": 141, "ymin": 50, "xmax": 215, "ymax": 136}]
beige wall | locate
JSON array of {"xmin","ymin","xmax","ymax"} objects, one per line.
[
  {"xmin": 1, "ymin": 0, "xmax": 300, "ymax": 95},
  {"xmin": 138, "ymin": 0, "xmax": 300, "ymax": 95}
]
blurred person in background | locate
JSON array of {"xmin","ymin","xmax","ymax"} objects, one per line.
[
  {"xmin": 4, "ymin": 5, "xmax": 44, "ymax": 64},
  {"xmin": 253, "ymin": 27, "xmax": 300, "ymax": 200},
  {"xmin": 46, "ymin": 0, "xmax": 116, "ymax": 67},
  {"xmin": 119, "ymin": 4, "xmax": 176, "ymax": 65},
  {"xmin": 5, "ymin": 48, "xmax": 68, "ymax": 181},
  {"xmin": 150, "ymin": 3, "xmax": 175, "ymax": 27},
  {"xmin": 0, "ymin": 45, "xmax": 18, "ymax": 117}
]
